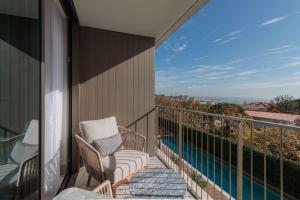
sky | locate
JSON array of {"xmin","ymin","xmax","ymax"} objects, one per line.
[{"xmin": 155, "ymin": 0, "xmax": 300, "ymax": 99}]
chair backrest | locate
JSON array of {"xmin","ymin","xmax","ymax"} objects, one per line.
[
  {"xmin": 16, "ymin": 153, "xmax": 39, "ymax": 198},
  {"xmin": 92, "ymin": 180, "xmax": 113, "ymax": 198},
  {"xmin": 22, "ymin": 120, "xmax": 39, "ymax": 145},
  {"xmin": 79, "ymin": 116, "xmax": 118, "ymax": 143},
  {"xmin": 75, "ymin": 134, "xmax": 105, "ymax": 182}
]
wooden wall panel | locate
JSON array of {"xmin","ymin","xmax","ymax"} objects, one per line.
[{"xmin": 77, "ymin": 28, "xmax": 155, "ymax": 154}]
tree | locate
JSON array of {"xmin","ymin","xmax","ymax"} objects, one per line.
[
  {"xmin": 208, "ymin": 103, "xmax": 246, "ymax": 117},
  {"xmin": 268, "ymin": 95, "xmax": 300, "ymax": 114}
]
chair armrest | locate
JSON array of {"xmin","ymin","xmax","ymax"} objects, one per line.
[
  {"xmin": 92, "ymin": 180, "xmax": 113, "ymax": 198},
  {"xmin": 118, "ymin": 126, "xmax": 146, "ymax": 152},
  {"xmin": 75, "ymin": 134, "xmax": 105, "ymax": 183},
  {"xmin": 0, "ymin": 133, "xmax": 25, "ymax": 144}
]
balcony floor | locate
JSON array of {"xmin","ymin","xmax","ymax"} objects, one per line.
[{"xmin": 74, "ymin": 156, "xmax": 195, "ymax": 199}]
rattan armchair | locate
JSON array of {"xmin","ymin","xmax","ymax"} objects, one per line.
[{"xmin": 75, "ymin": 125, "xmax": 148, "ymax": 190}]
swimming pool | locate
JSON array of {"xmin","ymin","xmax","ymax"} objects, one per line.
[{"xmin": 161, "ymin": 136, "xmax": 283, "ymax": 200}]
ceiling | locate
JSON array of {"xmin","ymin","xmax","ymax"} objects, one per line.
[{"xmin": 73, "ymin": 0, "xmax": 207, "ymax": 45}]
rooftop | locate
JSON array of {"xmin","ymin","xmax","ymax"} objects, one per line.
[{"xmin": 246, "ymin": 110, "xmax": 300, "ymax": 122}]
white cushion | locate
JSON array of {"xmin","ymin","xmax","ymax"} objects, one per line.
[
  {"xmin": 102, "ymin": 150, "xmax": 149, "ymax": 184},
  {"xmin": 10, "ymin": 141, "xmax": 38, "ymax": 164},
  {"xmin": 93, "ymin": 133, "xmax": 124, "ymax": 157},
  {"xmin": 22, "ymin": 120, "xmax": 39, "ymax": 145},
  {"xmin": 79, "ymin": 116, "xmax": 118, "ymax": 143},
  {"xmin": 0, "ymin": 163, "xmax": 19, "ymax": 182}
]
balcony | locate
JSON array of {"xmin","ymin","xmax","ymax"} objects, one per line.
[{"xmin": 72, "ymin": 105, "xmax": 300, "ymax": 200}]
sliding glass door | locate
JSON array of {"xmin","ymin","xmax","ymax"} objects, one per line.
[{"xmin": 0, "ymin": 0, "xmax": 40, "ymax": 199}]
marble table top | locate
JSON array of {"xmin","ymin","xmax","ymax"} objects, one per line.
[{"xmin": 129, "ymin": 168, "xmax": 187, "ymax": 199}]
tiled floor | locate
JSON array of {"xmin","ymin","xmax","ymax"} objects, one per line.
[{"xmin": 75, "ymin": 156, "xmax": 195, "ymax": 199}]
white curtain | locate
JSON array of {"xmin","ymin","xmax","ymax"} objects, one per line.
[{"xmin": 44, "ymin": 0, "xmax": 67, "ymax": 198}]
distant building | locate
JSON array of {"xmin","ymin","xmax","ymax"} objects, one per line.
[
  {"xmin": 168, "ymin": 95, "xmax": 189, "ymax": 101},
  {"xmin": 246, "ymin": 110, "xmax": 300, "ymax": 126},
  {"xmin": 242, "ymin": 102, "xmax": 269, "ymax": 111}
]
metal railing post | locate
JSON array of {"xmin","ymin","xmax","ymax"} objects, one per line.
[
  {"xmin": 178, "ymin": 110, "xmax": 183, "ymax": 174},
  {"xmin": 237, "ymin": 121, "xmax": 244, "ymax": 200},
  {"xmin": 155, "ymin": 107, "xmax": 159, "ymax": 153}
]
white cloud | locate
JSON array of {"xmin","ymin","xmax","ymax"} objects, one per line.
[
  {"xmin": 214, "ymin": 30, "xmax": 241, "ymax": 45},
  {"xmin": 188, "ymin": 68, "xmax": 209, "ymax": 73},
  {"xmin": 214, "ymin": 38, "xmax": 223, "ymax": 43},
  {"xmin": 161, "ymin": 41, "xmax": 171, "ymax": 50},
  {"xmin": 206, "ymin": 76, "xmax": 221, "ymax": 80},
  {"xmin": 234, "ymin": 77, "xmax": 249, "ymax": 80},
  {"xmin": 205, "ymin": 71, "xmax": 226, "ymax": 77},
  {"xmin": 172, "ymin": 35, "xmax": 188, "ymax": 53},
  {"xmin": 238, "ymin": 70, "xmax": 257, "ymax": 76},
  {"xmin": 187, "ymin": 85, "xmax": 208, "ymax": 90},
  {"xmin": 222, "ymin": 74, "xmax": 235, "ymax": 78},
  {"xmin": 161, "ymin": 35, "xmax": 188, "ymax": 63},
  {"xmin": 221, "ymin": 66, "xmax": 236, "ymax": 70},
  {"xmin": 194, "ymin": 56, "xmax": 208, "ymax": 61},
  {"xmin": 165, "ymin": 54, "xmax": 176, "ymax": 63},
  {"xmin": 173, "ymin": 43, "xmax": 187, "ymax": 53},
  {"xmin": 188, "ymin": 59, "xmax": 240, "ymax": 76},
  {"xmin": 294, "ymin": 10, "xmax": 300, "ymax": 15},
  {"xmin": 260, "ymin": 16, "xmax": 288, "ymax": 27},
  {"xmin": 232, "ymin": 81, "xmax": 300, "ymax": 89},
  {"xmin": 283, "ymin": 57, "xmax": 300, "ymax": 68},
  {"xmin": 268, "ymin": 45, "xmax": 290, "ymax": 52},
  {"xmin": 291, "ymin": 56, "xmax": 300, "ymax": 60},
  {"xmin": 179, "ymin": 80, "xmax": 208, "ymax": 84},
  {"xmin": 226, "ymin": 30, "xmax": 241, "ymax": 37},
  {"xmin": 295, "ymin": 72, "xmax": 300, "ymax": 75},
  {"xmin": 219, "ymin": 37, "xmax": 236, "ymax": 45}
]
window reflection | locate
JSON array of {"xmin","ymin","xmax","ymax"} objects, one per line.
[{"xmin": 0, "ymin": 0, "xmax": 40, "ymax": 199}]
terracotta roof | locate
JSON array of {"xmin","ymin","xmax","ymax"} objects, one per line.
[
  {"xmin": 242, "ymin": 102, "xmax": 269, "ymax": 107},
  {"xmin": 246, "ymin": 111, "xmax": 300, "ymax": 122}
]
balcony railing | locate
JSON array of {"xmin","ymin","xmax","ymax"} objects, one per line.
[{"xmin": 128, "ymin": 105, "xmax": 300, "ymax": 200}]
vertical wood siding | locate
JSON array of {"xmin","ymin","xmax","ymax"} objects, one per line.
[{"xmin": 77, "ymin": 27, "xmax": 156, "ymax": 154}]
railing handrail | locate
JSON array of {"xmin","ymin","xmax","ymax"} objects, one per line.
[
  {"xmin": 0, "ymin": 125, "xmax": 20, "ymax": 135},
  {"xmin": 126, "ymin": 107, "xmax": 156, "ymax": 129},
  {"xmin": 156, "ymin": 105, "xmax": 300, "ymax": 130}
]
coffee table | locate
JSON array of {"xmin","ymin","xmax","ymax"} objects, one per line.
[{"xmin": 129, "ymin": 168, "xmax": 187, "ymax": 198}]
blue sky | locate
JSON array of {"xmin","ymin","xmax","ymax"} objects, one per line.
[{"xmin": 155, "ymin": 0, "xmax": 300, "ymax": 99}]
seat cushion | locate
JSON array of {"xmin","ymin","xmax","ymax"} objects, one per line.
[
  {"xmin": 93, "ymin": 133, "xmax": 124, "ymax": 157},
  {"xmin": 0, "ymin": 163, "xmax": 19, "ymax": 199},
  {"xmin": 0, "ymin": 163, "xmax": 19, "ymax": 182},
  {"xmin": 102, "ymin": 150, "xmax": 149, "ymax": 184},
  {"xmin": 80, "ymin": 116, "xmax": 119, "ymax": 143}
]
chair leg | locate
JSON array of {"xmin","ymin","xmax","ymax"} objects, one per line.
[
  {"xmin": 112, "ymin": 187, "xmax": 116, "ymax": 198},
  {"xmin": 86, "ymin": 175, "xmax": 92, "ymax": 187}
]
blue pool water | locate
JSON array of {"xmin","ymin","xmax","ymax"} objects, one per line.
[{"xmin": 161, "ymin": 136, "xmax": 283, "ymax": 200}]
